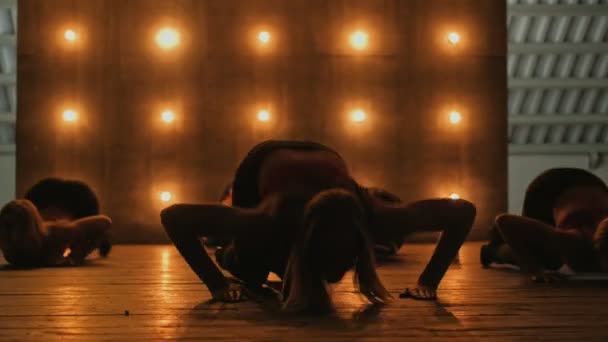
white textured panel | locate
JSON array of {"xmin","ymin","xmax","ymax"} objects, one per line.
[
  {"xmin": 0, "ymin": 45, "xmax": 15, "ymax": 74},
  {"xmin": 510, "ymin": 1, "xmax": 608, "ymax": 7},
  {"xmin": 0, "ymin": 8, "xmax": 13, "ymax": 35},
  {"xmin": 508, "ymin": 0, "xmax": 608, "ymax": 149},
  {"xmin": 0, "ymin": 2, "xmax": 15, "ymax": 146},
  {"xmin": 0, "ymin": 86, "xmax": 9, "ymax": 112}
]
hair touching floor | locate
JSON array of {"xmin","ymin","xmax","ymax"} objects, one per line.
[{"xmin": 281, "ymin": 188, "xmax": 390, "ymax": 313}]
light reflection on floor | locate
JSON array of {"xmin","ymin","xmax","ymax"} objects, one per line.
[
  {"xmin": 158, "ymin": 247, "xmax": 180, "ymax": 339},
  {"xmin": 4, "ymin": 244, "xmax": 607, "ymax": 340}
]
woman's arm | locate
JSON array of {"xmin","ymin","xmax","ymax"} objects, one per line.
[
  {"xmin": 373, "ymin": 198, "xmax": 476, "ymax": 299},
  {"xmin": 45, "ymin": 215, "xmax": 112, "ymax": 264},
  {"xmin": 160, "ymin": 204, "xmax": 272, "ymax": 301},
  {"xmin": 594, "ymin": 217, "xmax": 608, "ymax": 272},
  {"xmin": 495, "ymin": 214, "xmax": 584, "ymax": 279}
]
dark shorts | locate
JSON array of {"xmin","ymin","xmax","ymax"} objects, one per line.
[{"xmin": 231, "ymin": 140, "xmax": 344, "ymax": 209}]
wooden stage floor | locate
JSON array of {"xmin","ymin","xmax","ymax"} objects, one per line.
[{"xmin": 1, "ymin": 243, "xmax": 607, "ymax": 341}]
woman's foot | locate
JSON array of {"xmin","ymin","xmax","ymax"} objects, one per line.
[
  {"xmin": 480, "ymin": 244, "xmax": 494, "ymax": 267},
  {"xmin": 98, "ymin": 239, "xmax": 112, "ymax": 257},
  {"xmin": 399, "ymin": 284, "xmax": 437, "ymax": 300}
]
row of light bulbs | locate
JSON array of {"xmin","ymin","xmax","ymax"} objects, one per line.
[
  {"xmin": 157, "ymin": 189, "xmax": 461, "ymax": 203},
  {"xmin": 63, "ymin": 28, "xmax": 462, "ymax": 50},
  {"xmin": 62, "ymin": 104, "xmax": 464, "ymax": 203},
  {"xmin": 60, "ymin": 26, "xmax": 464, "ymax": 204},
  {"xmin": 61, "ymin": 108, "xmax": 463, "ymax": 125}
]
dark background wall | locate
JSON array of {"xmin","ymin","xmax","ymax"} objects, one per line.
[{"xmin": 17, "ymin": 0, "xmax": 507, "ymax": 243}]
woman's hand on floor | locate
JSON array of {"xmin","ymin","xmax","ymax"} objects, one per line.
[
  {"xmin": 399, "ymin": 284, "xmax": 437, "ymax": 300},
  {"xmin": 531, "ymin": 270, "xmax": 567, "ymax": 283}
]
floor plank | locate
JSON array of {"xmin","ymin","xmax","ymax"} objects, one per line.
[{"xmin": 1, "ymin": 243, "xmax": 607, "ymax": 341}]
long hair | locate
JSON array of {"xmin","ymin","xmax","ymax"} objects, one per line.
[
  {"xmin": 281, "ymin": 188, "xmax": 391, "ymax": 313},
  {"xmin": 25, "ymin": 177, "xmax": 100, "ymax": 219},
  {"xmin": 0, "ymin": 199, "xmax": 46, "ymax": 266}
]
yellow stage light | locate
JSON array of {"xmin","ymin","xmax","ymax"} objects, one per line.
[
  {"xmin": 449, "ymin": 193, "xmax": 460, "ymax": 200},
  {"xmin": 449, "ymin": 111, "xmax": 462, "ymax": 125},
  {"xmin": 64, "ymin": 29, "xmax": 77, "ymax": 42},
  {"xmin": 62, "ymin": 109, "xmax": 78, "ymax": 122},
  {"xmin": 161, "ymin": 110, "xmax": 175, "ymax": 123},
  {"xmin": 160, "ymin": 191, "xmax": 173, "ymax": 202},
  {"xmin": 447, "ymin": 32, "xmax": 461, "ymax": 45},
  {"xmin": 351, "ymin": 109, "xmax": 366, "ymax": 123},
  {"xmin": 257, "ymin": 110, "xmax": 270, "ymax": 122},
  {"xmin": 350, "ymin": 30, "xmax": 368, "ymax": 50},
  {"xmin": 258, "ymin": 31, "xmax": 271, "ymax": 44},
  {"xmin": 156, "ymin": 28, "xmax": 180, "ymax": 50}
]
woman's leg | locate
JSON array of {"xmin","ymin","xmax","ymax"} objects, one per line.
[
  {"xmin": 372, "ymin": 198, "xmax": 476, "ymax": 299},
  {"xmin": 495, "ymin": 214, "xmax": 587, "ymax": 278},
  {"xmin": 367, "ymin": 187, "xmax": 405, "ymax": 258},
  {"xmin": 160, "ymin": 204, "xmax": 272, "ymax": 300},
  {"xmin": 203, "ymin": 183, "xmax": 235, "ymax": 248},
  {"xmin": 480, "ymin": 221, "xmax": 519, "ymax": 266}
]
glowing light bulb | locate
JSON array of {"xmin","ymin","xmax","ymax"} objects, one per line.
[
  {"xmin": 63, "ymin": 248, "xmax": 72, "ymax": 258},
  {"xmin": 160, "ymin": 191, "xmax": 173, "ymax": 202},
  {"xmin": 447, "ymin": 32, "xmax": 461, "ymax": 45},
  {"xmin": 63, "ymin": 109, "xmax": 78, "ymax": 122},
  {"xmin": 156, "ymin": 28, "xmax": 180, "ymax": 50},
  {"xmin": 64, "ymin": 30, "xmax": 77, "ymax": 42},
  {"xmin": 161, "ymin": 110, "xmax": 175, "ymax": 123},
  {"xmin": 351, "ymin": 109, "xmax": 366, "ymax": 123},
  {"xmin": 258, "ymin": 31, "xmax": 271, "ymax": 44},
  {"xmin": 449, "ymin": 193, "xmax": 460, "ymax": 200},
  {"xmin": 257, "ymin": 110, "xmax": 270, "ymax": 122},
  {"xmin": 350, "ymin": 30, "xmax": 368, "ymax": 50},
  {"xmin": 449, "ymin": 111, "xmax": 462, "ymax": 125}
]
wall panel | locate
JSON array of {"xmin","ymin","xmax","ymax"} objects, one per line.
[{"xmin": 17, "ymin": 0, "xmax": 507, "ymax": 242}]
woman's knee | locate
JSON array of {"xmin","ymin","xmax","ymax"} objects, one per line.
[
  {"xmin": 444, "ymin": 199, "xmax": 476, "ymax": 226},
  {"xmin": 454, "ymin": 199, "xmax": 476, "ymax": 219},
  {"xmin": 160, "ymin": 204, "xmax": 183, "ymax": 230},
  {"xmin": 494, "ymin": 214, "xmax": 522, "ymax": 236},
  {"xmin": 160, "ymin": 205, "xmax": 190, "ymax": 242}
]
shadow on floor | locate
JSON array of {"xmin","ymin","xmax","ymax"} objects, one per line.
[{"xmin": 185, "ymin": 289, "xmax": 464, "ymax": 340}]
